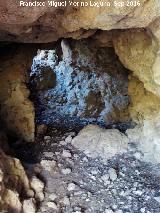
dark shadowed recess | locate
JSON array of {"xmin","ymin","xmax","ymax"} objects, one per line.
[{"xmin": 0, "ymin": 40, "xmax": 136, "ymax": 164}]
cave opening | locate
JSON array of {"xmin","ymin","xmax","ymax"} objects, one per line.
[
  {"xmin": 4, "ymin": 35, "xmax": 135, "ymax": 164},
  {"xmin": 0, "ymin": 37, "xmax": 135, "ymax": 163},
  {"xmin": 29, "ymin": 38, "xmax": 132, "ymax": 135},
  {"xmin": 1, "ymin": 1, "xmax": 160, "ymax": 211},
  {"xmin": 1, "ymin": 29, "xmax": 160, "ymax": 213}
]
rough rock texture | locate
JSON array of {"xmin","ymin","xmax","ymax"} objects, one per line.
[
  {"xmin": 31, "ymin": 126, "xmax": 160, "ymax": 213},
  {"xmin": 0, "ymin": 45, "xmax": 35, "ymax": 142},
  {"xmin": 126, "ymin": 76, "xmax": 160, "ymax": 164},
  {"xmin": 111, "ymin": 28, "xmax": 160, "ymax": 164},
  {"xmin": 0, "ymin": 130, "xmax": 46, "ymax": 212},
  {"xmin": 149, "ymin": 17, "xmax": 160, "ymax": 90},
  {"xmin": 0, "ymin": 0, "xmax": 160, "ymax": 43},
  {"xmin": 128, "ymin": 76, "xmax": 160, "ymax": 122},
  {"xmin": 113, "ymin": 28, "xmax": 160, "ymax": 97},
  {"xmin": 31, "ymin": 39, "xmax": 129, "ymax": 125},
  {"xmin": 0, "ymin": 132, "xmax": 32, "ymax": 212},
  {"xmin": 0, "ymin": 0, "xmax": 160, "ymax": 174},
  {"xmin": 1, "ymin": 1, "xmax": 160, "ymax": 212},
  {"xmin": 127, "ymin": 119, "xmax": 160, "ymax": 164},
  {"xmin": 71, "ymin": 125, "xmax": 129, "ymax": 161}
]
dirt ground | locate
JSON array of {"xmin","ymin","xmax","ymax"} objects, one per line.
[{"xmin": 17, "ymin": 126, "xmax": 160, "ymax": 213}]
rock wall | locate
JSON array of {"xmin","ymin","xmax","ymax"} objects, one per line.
[
  {"xmin": 128, "ymin": 76, "xmax": 160, "ymax": 122},
  {"xmin": 30, "ymin": 39, "xmax": 130, "ymax": 126},
  {"xmin": 113, "ymin": 29, "xmax": 160, "ymax": 97},
  {"xmin": 0, "ymin": 2, "xmax": 160, "ymax": 212},
  {"xmin": 0, "ymin": 130, "xmax": 45, "ymax": 212},
  {"xmin": 112, "ymin": 29, "xmax": 160, "ymax": 164},
  {"xmin": 0, "ymin": 0, "xmax": 159, "ymax": 43},
  {"xmin": 124, "ymin": 75, "xmax": 160, "ymax": 164},
  {"xmin": 0, "ymin": 132, "xmax": 30, "ymax": 212},
  {"xmin": 0, "ymin": 0, "xmax": 160, "ymax": 162},
  {"xmin": 90, "ymin": 27, "xmax": 160, "ymax": 163},
  {"xmin": 0, "ymin": 45, "xmax": 35, "ymax": 142}
]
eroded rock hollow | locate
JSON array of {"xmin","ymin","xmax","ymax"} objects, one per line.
[
  {"xmin": 30, "ymin": 39, "xmax": 130, "ymax": 127},
  {"xmin": 1, "ymin": 0, "xmax": 160, "ymax": 212}
]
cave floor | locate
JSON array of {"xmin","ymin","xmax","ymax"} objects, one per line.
[{"xmin": 20, "ymin": 126, "xmax": 160, "ymax": 213}]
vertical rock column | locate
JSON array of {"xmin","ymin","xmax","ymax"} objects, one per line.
[
  {"xmin": 0, "ymin": 45, "xmax": 36, "ymax": 142},
  {"xmin": 113, "ymin": 28, "xmax": 160, "ymax": 163}
]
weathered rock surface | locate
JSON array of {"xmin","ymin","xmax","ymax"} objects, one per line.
[
  {"xmin": 1, "ymin": 1, "xmax": 160, "ymax": 212},
  {"xmin": 0, "ymin": 0, "xmax": 160, "ymax": 43},
  {"xmin": 100, "ymin": 27, "xmax": 160, "ymax": 164},
  {"xmin": 0, "ymin": 1, "xmax": 160, "ymax": 161},
  {"xmin": 127, "ymin": 116, "xmax": 160, "ymax": 164},
  {"xmin": 30, "ymin": 176, "xmax": 45, "ymax": 201},
  {"xmin": 128, "ymin": 76, "xmax": 160, "ymax": 122},
  {"xmin": 126, "ymin": 74, "xmax": 160, "ymax": 164},
  {"xmin": 31, "ymin": 39, "xmax": 129, "ymax": 124},
  {"xmin": 0, "ymin": 131, "xmax": 45, "ymax": 212},
  {"xmin": 0, "ymin": 45, "xmax": 35, "ymax": 142},
  {"xmin": 0, "ymin": 148, "xmax": 31, "ymax": 212},
  {"xmin": 33, "ymin": 126, "xmax": 160, "ymax": 213},
  {"xmin": 22, "ymin": 198, "xmax": 36, "ymax": 213},
  {"xmin": 71, "ymin": 125, "xmax": 129, "ymax": 161},
  {"xmin": 113, "ymin": 29, "xmax": 160, "ymax": 97}
]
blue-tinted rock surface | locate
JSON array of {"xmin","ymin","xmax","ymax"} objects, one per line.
[{"xmin": 30, "ymin": 39, "xmax": 129, "ymax": 126}]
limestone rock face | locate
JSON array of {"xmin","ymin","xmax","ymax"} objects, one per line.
[
  {"xmin": 108, "ymin": 26, "xmax": 160, "ymax": 164},
  {"xmin": 71, "ymin": 124, "xmax": 129, "ymax": 161},
  {"xmin": 125, "ymin": 76, "xmax": 160, "ymax": 164},
  {"xmin": 0, "ymin": 45, "xmax": 35, "ymax": 142},
  {"xmin": 127, "ymin": 117, "xmax": 160, "ymax": 164},
  {"xmin": 0, "ymin": 0, "xmax": 160, "ymax": 165},
  {"xmin": 0, "ymin": 136, "xmax": 30, "ymax": 212},
  {"xmin": 0, "ymin": 130, "xmax": 42, "ymax": 212},
  {"xmin": 149, "ymin": 18, "xmax": 160, "ymax": 91},
  {"xmin": 113, "ymin": 29, "xmax": 160, "ymax": 97},
  {"xmin": 89, "ymin": 27, "xmax": 160, "ymax": 164},
  {"xmin": 31, "ymin": 39, "xmax": 129, "ymax": 125},
  {"xmin": 0, "ymin": 0, "xmax": 160, "ymax": 42},
  {"xmin": 128, "ymin": 76, "xmax": 160, "ymax": 122}
]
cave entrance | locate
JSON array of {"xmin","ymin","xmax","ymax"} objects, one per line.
[{"xmin": 30, "ymin": 38, "xmax": 131, "ymax": 133}]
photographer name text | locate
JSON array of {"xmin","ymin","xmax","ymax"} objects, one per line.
[{"xmin": 19, "ymin": 1, "xmax": 141, "ymax": 8}]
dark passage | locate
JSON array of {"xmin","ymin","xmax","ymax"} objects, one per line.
[{"xmin": 30, "ymin": 39, "xmax": 131, "ymax": 132}]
